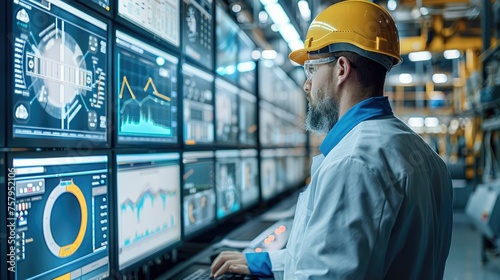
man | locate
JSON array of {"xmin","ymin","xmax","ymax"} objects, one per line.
[{"xmin": 211, "ymin": 0, "xmax": 453, "ymax": 279}]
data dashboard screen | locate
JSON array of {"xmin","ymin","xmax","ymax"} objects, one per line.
[
  {"xmin": 10, "ymin": 153, "xmax": 109, "ymax": 280},
  {"xmin": 11, "ymin": 0, "xmax": 108, "ymax": 146},
  {"xmin": 237, "ymin": 30, "xmax": 256, "ymax": 94},
  {"xmin": 260, "ymin": 151, "xmax": 278, "ymax": 201},
  {"xmin": 183, "ymin": 151, "xmax": 216, "ymax": 237},
  {"xmin": 215, "ymin": 78, "xmax": 238, "ymax": 144},
  {"xmin": 116, "ymin": 153, "xmax": 181, "ymax": 270},
  {"xmin": 239, "ymin": 90, "xmax": 257, "ymax": 145},
  {"xmin": 182, "ymin": 0, "xmax": 213, "ymax": 69},
  {"xmin": 118, "ymin": 0, "xmax": 180, "ymax": 47},
  {"xmin": 215, "ymin": 6, "xmax": 238, "ymax": 83},
  {"xmin": 182, "ymin": 64, "xmax": 214, "ymax": 145},
  {"xmin": 116, "ymin": 30, "xmax": 178, "ymax": 144},
  {"xmin": 215, "ymin": 150, "xmax": 241, "ymax": 219},
  {"xmin": 240, "ymin": 150, "xmax": 259, "ymax": 208}
]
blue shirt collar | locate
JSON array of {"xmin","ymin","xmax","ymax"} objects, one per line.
[{"xmin": 319, "ymin": 96, "xmax": 393, "ymax": 156}]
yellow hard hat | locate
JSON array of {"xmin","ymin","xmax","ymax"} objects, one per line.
[{"xmin": 289, "ymin": 0, "xmax": 402, "ymax": 71}]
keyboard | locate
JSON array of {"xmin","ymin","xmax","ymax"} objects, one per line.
[
  {"xmin": 182, "ymin": 268, "xmax": 211, "ymax": 280},
  {"xmin": 179, "ymin": 266, "xmax": 249, "ymax": 280}
]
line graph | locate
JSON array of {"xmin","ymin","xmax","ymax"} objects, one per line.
[
  {"xmin": 117, "ymin": 50, "xmax": 177, "ymax": 139},
  {"xmin": 120, "ymin": 187, "xmax": 177, "ymax": 246}
]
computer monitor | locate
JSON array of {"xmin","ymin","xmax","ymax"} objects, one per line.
[
  {"xmin": 182, "ymin": 64, "xmax": 214, "ymax": 145},
  {"xmin": 240, "ymin": 150, "xmax": 259, "ymax": 208},
  {"xmin": 9, "ymin": 0, "xmax": 109, "ymax": 148},
  {"xmin": 117, "ymin": 0, "xmax": 180, "ymax": 47},
  {"xmin": 260, "ymin": 150, "xmax": 278, "ymax": 201},
  {"xmin": 116, "ymin": 152, "xmax": 181, "ymax": 271},
  {"xmin": 76, "ymin": 0, "xmax": 111, "ymax": 13},
  {"xmin": 215, "ymin": 6, "xmax": 238, "ymax": 83},
  {"xmin": 7, "ymin": 152, "xmax": 110, "ymax": 279},
  {"xmin": 285, "ymin": 149, "xmax": 308, "ymax": 189},
  {"xmin": 115, "ymin": 30, "xmax": 179, "ymax": 145},
  {"xmin": 215, "ymin": 150, "xmax": 241, "ymax": 220},
  {"xmin": 239, "ymin": 90, "xmax": 257, "ymax": 146},
  {"xmin": 237, "ymin": 30, "xmax": 256, "ymax": 94},
  {"xmin": 182, "ymin": 0, "xmax": 213, "ymax": 69},
  {"xmin": 182, "ymin": 151, "xmax": 216, "ymax": 237},
  {"xmin": 259, "ymin": 101, "xmax": 275, "ymax": 147},
  {"xmin": 275, "ymin": 153, "xmax": 287, "ymax": 195},
  {"xmin": 215, "ymin": 78, "xmax": 239, "ymax": 145}
]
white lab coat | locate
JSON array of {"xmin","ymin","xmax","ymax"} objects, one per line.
[{"xmin": 268, "ymin": 116, "xmax": 453, "ymax": 279}]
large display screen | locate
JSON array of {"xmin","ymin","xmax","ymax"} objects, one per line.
[
  {"xmin": 118, "ymin": 0, "xmax": 180, "ymax": 47},
  {"xmin": 215, "ymin": 150, "xmax": 241, "ymax": 219},
  {"xmin": 239, "ymin": 90, "xmax": 257, "ymax": 145},
  {"xmin": 183, "ymin": 64, "xmax": 214, "ymax": 145},
  {"xmin": 182, "ymin": 0, "xmax": 213, "ymax": 69},
  {"xmin": 116, "ymin": 153, "xmax": 181, "ymax": 270},
  {"xmin": 11, "ymin": 0, "xmax": 108, "ymax": 146},
  {"xmin": 215, "ymin": 78, "xmax": 238, "ymax": 144},
  {"xmin": 215, "ymin": 6, "xmax": 238, "ymax": 83},
  {"xmin": 237, "ymin": 30, "xmax": 256, "ymax": 94},
  {"xmin": 260, "ymin": 150, "xmax": 278, "ymax": 201},
  {"xmin": 116, "ymin": 30, "xmax": 178, "ymax": 145},
  {"xmin": 240, "ymin": 150, "xmax": 259, "ymax": 208},
  {"xmin": 9, "ymin": 153, "xmax": 109, "ymax": 279},
  {"xmin": 183, "ymin": 151, "xmax": 216, "ymax": 237}
]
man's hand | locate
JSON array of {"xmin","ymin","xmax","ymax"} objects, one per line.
[{"xmin": 210, "ymin": 251, "xmax": 250, "ymax": 278}]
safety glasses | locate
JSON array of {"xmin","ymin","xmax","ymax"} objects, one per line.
[{"xmin": 303, "ymin": 56, "xmax": 338, "ymax": 80}]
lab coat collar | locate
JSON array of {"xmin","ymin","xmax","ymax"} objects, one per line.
[{"xmin": 319, "ymin": 96, "xmax": 393, "ymax": 156}]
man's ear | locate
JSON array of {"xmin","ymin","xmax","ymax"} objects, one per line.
[{"xmin": 336, "ymin": 56, "xmax": 352, "ymax": 86}]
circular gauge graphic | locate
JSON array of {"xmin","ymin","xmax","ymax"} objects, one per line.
[
  {"xmin": 43, "ymin": 180, "xmax": 87, "ymax": 258},
  {"xmin": 27, "ymin": 28, "xmax": 89, "ymax": 119}
]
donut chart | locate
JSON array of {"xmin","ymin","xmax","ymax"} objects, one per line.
[{"xmin": 43, "ymin": 180, "xmax": 88, "ymax": 258}]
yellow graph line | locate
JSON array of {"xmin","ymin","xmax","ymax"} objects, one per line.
[
  {"xmin": 144, "ymin": 77, "xmax": 171, "ymax": 102},
  {"xmin": 119, "ymin": 76, "xmax": 136, "ymax": 99}
]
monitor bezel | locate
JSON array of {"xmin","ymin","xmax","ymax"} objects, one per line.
[
  {"xmin": 113, "ymin": 28, "xmax": 181, "ymax": 147},
  {"xmin": 4, "ymin": 149, "xmax": 112, "ymax": 280},
  {"xmin": 6, "ymin": 0, "xmax": 112, "ymax": 148},
  {"xmin": 113, "ymin": 149, "xmax": 182, "ymax": 273}
]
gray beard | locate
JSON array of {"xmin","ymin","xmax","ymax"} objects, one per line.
[{"xmin": 305, "ymin": 95, "xmax": 339, "ymax": 135}]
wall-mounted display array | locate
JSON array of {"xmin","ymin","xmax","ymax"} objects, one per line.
[{"xmin": 1, "ymin": 0, "xmax": 309, "ymax": 278}]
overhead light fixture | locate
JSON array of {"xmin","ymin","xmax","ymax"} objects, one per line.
[
  {"xmin": 408, "ymin": 51, "xmax": 432, "ymax": 61},
  {"xmin": 260, "ymin": 0, "xmax": 303, "ymax": 52},
  {"xmin": 387, "ymin": 0, "xmax": 397, "ymax": 11},
  {"xmin": 264, "ymin": 3, "xmax": 290, "ymax": 25},
  {"xmin": 262, "ymin": 49, "xmax": 278, "ymax": 60},
  {"xmin": 251, "ymin": 50, "xmax": 261, "ymax": 60},
  {"xmin": 258, "ymin": 11, "xmax": 268, "ymax": 23},
  {"xmin": 408, "ymin": 117, "xmax": 424, "ymax": 128},
  {"xmin": 425, "ymin": 117, "xmax": 439, "ymax": 127},
  {"xmin": 231, "ymin": 4, "xmax": 241, "ymax": 13},
  {"xmin": 277, "ymin": 23, "xmax": 300, "ymax": 42},
  {"xmin": 419, "ymin": 7, "xmax": 429, "ymax": 16},
  {"xmin": 399, "ymin": 73, "xmax": 413, "ymax": 84},
  {"xmin": 443, "ymin": 49, "xmax": 460, "ymax": 59},
  {"xmin": 432, "ymin": 73, "xmax": 448, "ymax": 84},
  {"xmin": 237, "ymin": 61, "xmax": 256, "ymax": 72},
  {"xmin": 298, "ymin": 0, "xmax": 311, "ymax": 21}
]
